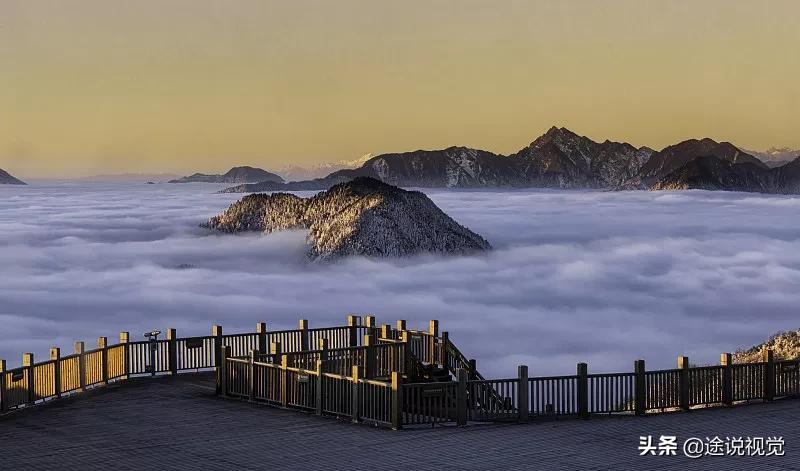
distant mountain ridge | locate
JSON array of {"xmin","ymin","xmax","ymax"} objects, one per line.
[
  {"xmin": 0, "ymin": 169, "xmax": 26, "ymax": 185},
  {"xmin": 212, "ymin": 128, "xmax": 800, "ymax": 195},
  {"xmin": 742, "ymin": 147, "xmax": 800, "ymax": 168},
  {"xmin": 221, "ymin": 127, "xmax": 656, "ymax": 193},
  {"xmin": 277, "ymin": 154, "xmax": 375, "ymax": 182},
  {"xmin": 170, "ymin": 166, "xmax": 284, "ymax": 184},
  {"xmin": 76, "ymin": 173, "xmax": 182, "ymax": 183}
]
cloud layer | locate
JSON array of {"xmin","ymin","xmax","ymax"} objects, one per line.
[{"xmin": 1, "ymin": 182, "xmax": 799, "ymax": 376}]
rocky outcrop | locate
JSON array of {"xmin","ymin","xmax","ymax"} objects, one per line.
[
  {"xmin": 734, "ymin": 329, "xmax": 800, "ymax": 363},
  {"xmin": 0, "ymin": 169, "xmax": 26, "ymax": 185},
  {"xmin": 206, "ymin": 177, "xmax": 491, "ymax": 261},
  {"xmin": 170, "ymin": 166, "xmax": 284, "ymax": 184}
]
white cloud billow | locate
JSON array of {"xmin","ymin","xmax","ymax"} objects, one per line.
[{"xmin": 1, "ymin": 182, "xmax": 798, "ymax": 376}]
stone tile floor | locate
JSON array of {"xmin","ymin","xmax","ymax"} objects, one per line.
[{"xmin": 1, "ymin": 374, "xmax": 798, "ymax": 470}]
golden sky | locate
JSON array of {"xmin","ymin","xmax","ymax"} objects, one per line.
[{"xmin": 2, "ymin": 0, "xmax": 799, "ymax": 178}]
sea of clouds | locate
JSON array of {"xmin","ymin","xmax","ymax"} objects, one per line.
[{"xmin": 1, "ymin": 182, "xmax": 799, "ymax": 376}]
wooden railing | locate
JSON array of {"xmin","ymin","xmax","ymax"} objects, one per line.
[
  {"xmin": 0, "ymin": 316, "xmax": 388, "ymax": 414},
  {"xmin": 252, "ymin": 342, "xmax": 407, "ymax": 378},
  {"xmin": 400, "ymin": 350, "xmax": 800, "ymax": 428},
  {"xmin": 3, "ymin": 316, "xmax": 800, "ymax": 431},
  {"xmin": 221, "ymin": 351, "xmax": 400, "ymax": 428}
]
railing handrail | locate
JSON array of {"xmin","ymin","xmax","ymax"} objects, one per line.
[{"xmin": 3, "ymin": 316, "xmax": 799, "ymax": 434}]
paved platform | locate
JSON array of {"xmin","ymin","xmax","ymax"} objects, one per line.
[{"xmin": 1, "ymin": 373, "xmax": 798, "ymax": 470}]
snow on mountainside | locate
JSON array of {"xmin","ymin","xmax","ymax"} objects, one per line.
[
  {"xmin": 509, "ymin": 127, "xmax": 653, "ymax": 188},
  {"xmin": 0, "ymin": 169, "xmax": 26, "ymax": 185},
  {"xmin": 741, "ymin": 147, "xmax": 800, "ymax": 168},
  {"xmin": 734, "ymin": 329, "xmax": 800, "ymax": 363},
  {"xmin": 278, "ymin": 154, "xmax": 375, "ymax": 181},
  {"xmin": 205, "ymin": 177, "xmax": 491, "ymax": 261}
]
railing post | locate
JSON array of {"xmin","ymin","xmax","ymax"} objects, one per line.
[
  {"xmin": 468, "ymin": 359, "xmax": 477, "ymax": 380},
  {"xmin": 166, "ymin": 329, "xmax": 177, "ymax": 375},
  {"xmin": 720, "ymin": 353, "xmax": 733, "ymax": 406},
  {"xmin": 401, "ymin": 331, "xmax": 411, "ymax": 378},
  {"xmin": 256, "ymin": 322, "xmax": 268, "ymax": 355},
  {"xmin": 271, "ymin": 341, "xmax": 282, "ymax": 363},
  {"xmin": 75, "ymin": 342, "xmax": 86, "ymax": 392},
  {"xmin": 453, "ymin": 368, "xmax": 467, "ymax": 425},
  {"xmin": 440, "ymin": 331, "xmax": 450, "ymax": 370},
  {"xmin": 396, "ymin": 319, "xmax": 406, "ymax": 335},
  {"xmin": 351, "ymin": 365, "xmax": 361, "ymax": 423},
  {"xmin": 280, "ymin": 355, "xmax": 289, "ymax": 408},
  {"xmin": 0, "ymin": 359, "xmax": 6, "ymax": 413},
  {"xmin": 315, "ymin": 359, "xmax": 324, "ymax": 416},
  {"xmin": 219, "ymin": 345, "xmax": 231, "ymax": 397},
  {"xmin": 299, "ymin": 319, "xmax": 309, "ymax": 351},
  {"xmin": 347, "ymin": 315, "xmax": 359, "ymax": 347},
  {"xmin": 23, "ymin": 353, "xmax": 35, "ymax": 404},
  {"xmin": 380, "ymin": 324, "xmax": 392, "ymax": 340},
  {"xmin": 517, "ymin": 365, "xmax": 529, "ymax": 423},
  {"xmin": 678, "ymin": 356, "xmax": 690, "ymax": 412},
  {"xmin": 119, "ymin": 332, "xmax": 129, "ymax": 381},
  {"xmin": 364, "ymin": 315, "xmax": 376, "ymax": 334},
  {"xmin": 212, "ymin": 325, "xmax": 223, "ymax": 394},
  {"xmin": 363, "ymin": 333, "xmax": 376, "ymax": 379},
  {"xmin": 391, "ymin": 371, "xmax": 403, "ymax": 430},
  {"xmin": 318, "ymin": 338, "xmax": 329, "ymax": 364},
  {"xmin": 51, "ymin": 348, "xmax": 61, "ymax": 398},
  {"xmin": 269, "ymin": 342, "xmax": 281, "ymax": 365},
  {"xmin": 634, "ymin": 359, "xmax": 646, "ymax": 416},
  {"xmin": 577, "ymin": 362, "xmax": 588, "ymax": 419},
  {"xmin": 97, "ymin": 337, "xmax": 108, "ymax": 385},
  {"xmin": 249, "ymin": 349, "xmax": 256, "ymax": 401},
  {"xmin": 763, "ymin": 348, "xmax": 775, "ymax": 402},
  {"xmin": 428, "ymin": 320, "xmax": 439, "ymax": 365}
]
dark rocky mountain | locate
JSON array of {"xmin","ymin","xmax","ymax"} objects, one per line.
[
  {"xmin": 216, "ymin": 131, "xmax": 800, "ymax": 196},
  {"xmin": 169, "ymin": 166, "xmax": 284, "ymax": 184},
  {"xmin": 220, "ymin": 127, "xmax": 653, "ymax": 193},
  {"xmin": 627, "ymin": 137, "xmax": 800, "ymax": 194},
  {"xmin": 509, "ymin": 127, "xmax": 653, "ymax": 188},
  {"xmin": 625, "ymin": 138, "xmax": 766, "ymax": 189},
  {"xmin": 648, "ymin": 155, "xmax": 771, "ymax": 192},
  {"xmin": 0, "ymin": 169, "xmax": 26, "ymax": 185},
  {"xmin": 767, "ymin": 157, "xmax": 800, "ymax": 193},
  {"xmin": 205, "ymin": 177, "xmax": 491, "ymax": 261}
]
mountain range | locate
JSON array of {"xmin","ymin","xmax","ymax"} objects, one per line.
[
  {"xmin": 276, "ymin": 154, "xmax": 375, "ymax": 182},
  {"xmin": 169, "ymin": 166, "xmax": 284, "ymax": 184},
  {"xmin": 742, "ymin": 147, "xmax": 800, "ymax": 168},
  {"xmin": 0, "ymin": 169, "xmax": 26, "ymax": 185},
  {"xmin": 219, "ymin": 127, "xmax": 800, "ymax": 195},
  {"xmin": 205, "ymin": 177, "xmax": 490, "ymax": 261}
]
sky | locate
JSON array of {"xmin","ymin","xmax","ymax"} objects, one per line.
[
  {"xmin": 2, "ymin": 0, "xmax": 799, "ymax": 178},
  {"xmin": 1, "ymin": 183, "xmax": 799, "ymax": 375}
]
